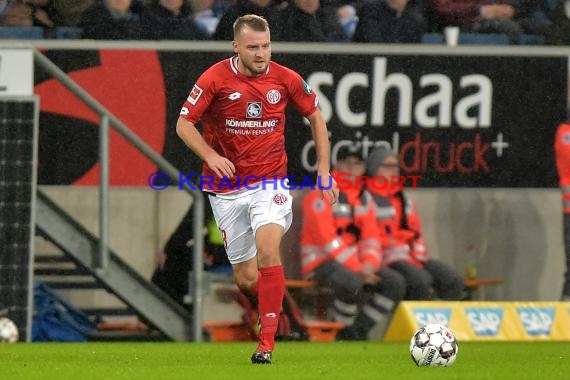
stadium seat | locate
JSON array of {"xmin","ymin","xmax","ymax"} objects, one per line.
[
  {"xmin": 518, "ymin": 34, "xmax": 546, "ymax": 45},
  {"xmin": 422, "ymin": 32, "xmax": 510, "ymax": 45},
  {"xmin": 52, "ymin": 27, "xmax": 83, "ymax": 39},
  {"xmin": 421, "ymin": 33, "xmax": 444, "ymax": 44},
  {"xmin": 458, "ymin": 33, "xmax": 509, "ymax": 45},
  {"xmin": 0, "ymin": 26, "xmax": 44, "ymax": 39}
]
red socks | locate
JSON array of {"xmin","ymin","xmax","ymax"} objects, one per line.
[{"xmin": 257, "ymin": 265, "xmax": 285, "ymax": 352}]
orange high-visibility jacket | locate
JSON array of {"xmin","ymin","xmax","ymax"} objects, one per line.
[
  {"xmin": 555, "ymin": 122, "xmax": 570, "ymax": 214},
  {"xmin": 368, "ymin": 189, "xmax": 428, "ymax": 268},
  {"xmin": 300, "ymin": 187, "xmax": 382, "ymax": 276}
]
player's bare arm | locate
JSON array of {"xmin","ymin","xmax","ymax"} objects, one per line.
[
  {"xmin": 306, "ymin": 109, "xmax": 339, "ymax": 204},
  {"xmin": 176, "ymin": 117, "xmax": 236, "ymax": 178}
]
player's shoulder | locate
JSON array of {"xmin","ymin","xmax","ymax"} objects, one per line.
[
  {"xmin": 269, "ymin": 61, "xmax": 301, "ymax": 80},
  {"xmin": 202, "ymin": 57, "xmax": 234, "ymax": 79}
]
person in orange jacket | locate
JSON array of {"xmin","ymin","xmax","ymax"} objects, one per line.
[
  {"xmin": 555, "ymin": 122, "xmax": 570, "ymax": 300},
  {"xmin": 300, "ymin": 147, "xmax": 406, "ymax": 340},
  {"xmin": 365, "ymin": 147, "xmax": 464, "ymax": 300}
]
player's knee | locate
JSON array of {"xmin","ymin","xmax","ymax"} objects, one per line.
[
  {"xmin": 235, "ymin": 268, "xmax": 258, "ymax": 291},
  {"xmin": 256, "ymin": 244, "xmax": 281, "ymax": 267}
]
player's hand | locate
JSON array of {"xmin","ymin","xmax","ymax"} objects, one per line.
[
  {"xmin": 205, "ymin": 153, "xmax": 236, "ymax": 179},
  {"xmin": 319, "ymin": 174, "xmax": 339, "ymax": 205},
  {"xmin": 360, "ymin": 263, "xmax": 380, "ymax": 285}
]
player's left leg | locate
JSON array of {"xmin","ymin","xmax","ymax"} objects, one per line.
[
  {"xmin": 251, "ymin": 223, "xmax": 285, "ymax": 363},
  {"xmin": 249, "ymin": 189, "xmax": 292, "ymax": 364}
]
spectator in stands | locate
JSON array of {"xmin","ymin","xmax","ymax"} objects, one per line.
[
  {"xmin": 300, "ymin": 147, "xmax": 406, "ymax": 340},
  {"xmin": 211, "ymin": 0, "xmax": 283, "ymax": 40},
  {"xmin": 545, "ymin": 0, "xmax": 570, "ymax": 45},
  {"xmin": 79, "ymin": 0, "xmax": 147, "ymax": 40},
  {"xmin": 336, "ymin": 2, "xmax": 358, "ymax": 40},
  {"xmin": 427, "ymin": 0, "xmax": 523, "ymax": 43},
  {"xmin": 277, "ymin": 0, "xmax": 347, "ymax": 42},
  {"xmin": 49, "ymin": 0, "xmax": 95, "ymax": 27},
  {"xmin": 0, "ymin": 0, "xmax": 53, "ymax": 29},
  {"xmin": 144, "ymin": 0, "xmax": 208, "ymax": 39},
  {"xmin": 353, "ymin": 0, "xmax": 427, "ymax": 43},
  {"xmin": 190, "ymin": 0, "xmax": 229, "ymax": 36},
  {"xmin": 516, "ymin": 0, "xmax": 552, "ymax": 36},
  {"xmin": 365, "ymin": 147, "xmax": 465, "ymax": 300}
]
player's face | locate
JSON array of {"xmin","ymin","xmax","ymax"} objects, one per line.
[
  {"xmin": 232, "ymin": 26, "xmax": 271, "ymax": 77},
  {"xmin": 375, "ymin": 155, "xmax": 400, "ymax": 178},
  {"xmin": 336, "ymin": 157, "xmax": 365, "ymax": 183}
]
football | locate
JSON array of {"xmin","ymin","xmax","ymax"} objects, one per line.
[
  {"xmin": 409, "ymin": 323, "xmax": 458, "ymax": 366},
  {"xmin": 0, "ymin": 318, "xmax": 19, "ymax": 343}
]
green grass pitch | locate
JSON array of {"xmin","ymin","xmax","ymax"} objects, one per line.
[{"xmin": 1, "ymin": 341, "xmax": 569, "ymax": 380}]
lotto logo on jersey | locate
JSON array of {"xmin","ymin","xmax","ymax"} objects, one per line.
[
  {"xmin": 247, "ymin": 102, "xmax": 262, "ymax": 118},
  {"xmin": 187, "ymin": 84, "xmax": 203, "ymax": 105},
  {"xmin": 563, "ymin": 132, "xmax": 570, "ymax": 145}
]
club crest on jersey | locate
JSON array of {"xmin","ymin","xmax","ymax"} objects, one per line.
[
  {"xmin": 247, "ymin": 102, "xmax": 262, "ymax": 118},
  {"xmin": 303, "ymin": 80, "xmax": 313, "ymax": 95},
  {"xmin": 273, "ymin": 193, "xmax": 288, "ymax": 205},
  {"xmin": 266, "ymin": 89, "xmax": 281, "ymax": 104},
  {"xmin": 187, "ymin": 84, "xmax": 203, "ymax": 105}
]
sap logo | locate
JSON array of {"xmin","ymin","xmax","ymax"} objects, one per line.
[
  {"xmin": 466, "ymin": 308, "xmax": 504, "ymax": 336},
  {"xmin": 517, "ymin": 307, "xmax": 555, "ymax": 336},
  {"xmin": 413, "ymin": 308, "xmax": 451, "ymax": 327}
]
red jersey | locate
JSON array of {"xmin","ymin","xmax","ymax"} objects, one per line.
[{"xmin": 180, "ymin": 56, "xmax": 319, "ymax": 193}]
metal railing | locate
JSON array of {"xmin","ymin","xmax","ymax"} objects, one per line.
[{"xmin": 33, "ymin": 50, "xmax": 206, "ymax": 341}]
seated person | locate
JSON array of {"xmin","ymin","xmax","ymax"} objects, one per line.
[
  {"xmin": 0, "ymin": 0, "xmax": 53, "ymax": 29},
  {"xmin": 365, "ymin": 147, "xmax": 465, "ymax": 301},
  {"xmin": 427, "ymin": 0, "xmax": 523, "ymax": 43},
  {"xmin": 353, "ymin": 0, "xmax": 427, "ymax": 43},
  {"xmin": 190, "ymin": 0, "xmax": 230, "ymax": 36},
  {"xmin": 545, "ymin": 0, "xmax": 570, "ymax": 45},
  {"xmin": 49, "ymin": 0, "xmax": 95, "ymax": 27},
  {"xmin": 300, "ymin": 146, "xmax": 406, "ymax": 340},
  {"xmin": 144, "ymin": 0, "xmax": 208, "ymax": 40},
  {"xmin": 211, "ymin": 0, "xmax": 283, "ymax": 40},
  {"xmin": 516, "ymin": 0, "xmax": 553, "ymax": 36},
  {"xmin": 78, "ymin": 0, "xmax": 147, "ymax": 40},
  {"xmin": 277, "ymin": 0, "xmax": 347, "ymax": 42},
  {"xmin": 151, "ymin": 201, "xmax": 230, "ymax": 306}
]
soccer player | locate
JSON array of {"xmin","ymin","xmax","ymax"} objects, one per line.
[{"xmin": 176, "ymin": 14, "xmax": 338, "ymax": 364}]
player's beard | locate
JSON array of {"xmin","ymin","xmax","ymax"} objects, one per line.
[{"xmin": 245, "ymin": 56, "xmax": 270, "ymax": 76}]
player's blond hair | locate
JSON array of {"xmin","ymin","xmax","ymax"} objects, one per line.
[{"xmin": 233, "ymin": 14, "xmax": 269, "ymax": 38}]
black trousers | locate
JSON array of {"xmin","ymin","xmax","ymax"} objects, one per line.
[{"xmin": 390, "ymin": 259, "xmax": 464, "ymax": 300}]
